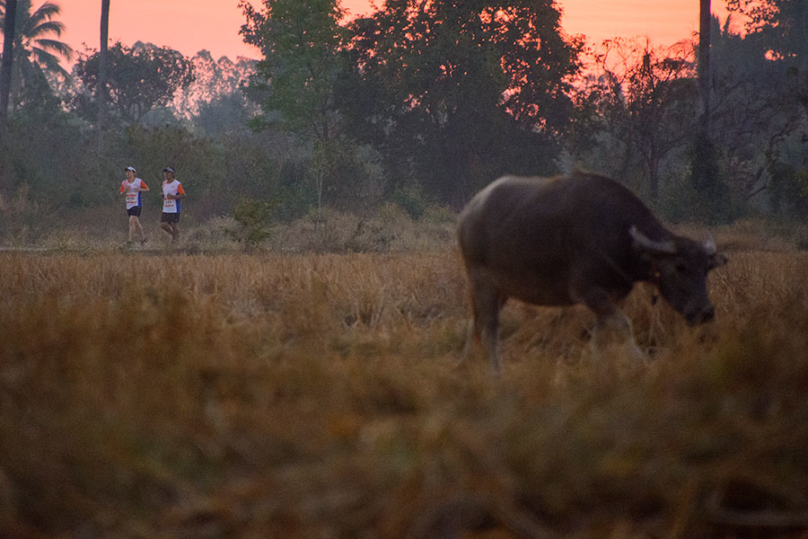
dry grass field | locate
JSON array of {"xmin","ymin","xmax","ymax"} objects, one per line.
[{"xmin": 1, "ymin": 220, "xmax": 808, "ymax": 538}]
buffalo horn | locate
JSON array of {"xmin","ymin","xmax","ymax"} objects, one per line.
[
  {"xmin": 630, "ymin": 226, "xmax": 676, "ymax": 255},
  {"xmin": 704, "ymin": 237, "xmax": 717, "ymax": 255}
]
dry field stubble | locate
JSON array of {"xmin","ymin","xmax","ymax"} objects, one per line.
[{"xmin": 1, "ymin": 238, "xmax": 808, "ymax": 538}]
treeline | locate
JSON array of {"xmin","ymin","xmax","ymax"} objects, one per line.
[{"xmin": 1, "ymin": 0, "xmax": 807, "ymax": 227}]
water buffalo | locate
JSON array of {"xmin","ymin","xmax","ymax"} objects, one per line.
[{"xmin": 457, "ymin": 172, "xmax": 727, "ymax": 373}]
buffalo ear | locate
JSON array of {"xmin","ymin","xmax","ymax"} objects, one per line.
[
  {"xmin": 630, "ymin": 226, "xmax": 676, "ymax": 257},
  {"xmin": 704, "ymin": 237, "xmax": 728, "ymax": 269},
  {"xmin": 708, "ymin": 252, "xmax": 728, "ymax": 270}
]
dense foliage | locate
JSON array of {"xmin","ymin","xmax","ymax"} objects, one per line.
[
  {"xmin": 338, "ymin": 0, "xmax": 584, "ymax": 205},
  {"xmin": 70, "ymin": 41, "xmax": 195, "ymax": 125},
  {"xmin": 1, "ymin": 0, "xmax": 807, "ymax": 235}
]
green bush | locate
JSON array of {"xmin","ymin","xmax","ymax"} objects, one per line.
[
  {"xmin": 225, "ymin": 197, "xmax": 276, "ymax": 251},
  {"xmin": 391, "ymin": 182, "xmax": 430, "ymax": 220}
]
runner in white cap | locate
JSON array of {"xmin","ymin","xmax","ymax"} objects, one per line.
[
  {"xmin": 160, "ymin": 167, "xmax": 186, "ymax": 242},
  {"xmin": 119, "ymin": 166, "xmax": 149, "ymax": 244}
]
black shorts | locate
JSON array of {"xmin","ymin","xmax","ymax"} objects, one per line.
[
  {"xmin": 127, "ymin": 206, "xmax": 142, "ymax": 217},
  {"xmin": 161, "ymin": 212, "xmax": 180, "ymax": 223}
]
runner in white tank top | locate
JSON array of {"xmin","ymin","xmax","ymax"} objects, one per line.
[
  {"xmin": 119, "ymin": 166, "xmax": 149, "ymax": 244},
  {"xmin": 160, "ymin": 167, "xmax": 186, "ymax": 242}
]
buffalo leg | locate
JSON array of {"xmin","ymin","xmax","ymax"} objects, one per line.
[
  {"xmin": 460, "ymin": 270, "xmax": 506, "ymax": 374},
  {"xmin": 577, "ymin": 288, "xmax": 643, "ymax": 360}
]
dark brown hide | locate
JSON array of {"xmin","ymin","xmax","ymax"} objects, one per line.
[{"xmin": 457, "ymin": 172, "xmax": 727, "ymax": 373}]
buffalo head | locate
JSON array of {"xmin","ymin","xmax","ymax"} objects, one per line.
[{"xmin": 630, "ymin": 226, "xmax": 728, "ymax": 325}]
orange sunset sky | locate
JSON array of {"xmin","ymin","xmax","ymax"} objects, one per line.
[{"xmin": 59, "ymin": 0, "xmax": 731, "ymax": 64}]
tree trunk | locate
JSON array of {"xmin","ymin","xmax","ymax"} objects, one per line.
[
  {"xmin": 690, "ymin": 0, "xmax": 729, "ymax": 223},
  {"xmin": 0, "ymin": 0, "xmax": 18, "ymax": 130},
  {"xmin": 698, "ymin": 0, "xmax": 711, "ymax": 134},
  {"xmin": 98, "ymin": 0, "xmax": 110, "ymax": 152}
]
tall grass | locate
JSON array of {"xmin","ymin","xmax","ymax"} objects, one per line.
[
  {"xmin": 2, "ymin": 203, "xmax": 458, "ymax": 254},
  {"xmin": 1, "ymin": 242, "xmax": 807, "ymax": 538}
]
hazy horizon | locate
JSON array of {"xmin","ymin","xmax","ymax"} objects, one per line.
[{"xmin": 57, "ymin": 0, "xmax": 732, "ymax": 67}]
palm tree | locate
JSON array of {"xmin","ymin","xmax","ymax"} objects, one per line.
[{"xmin": 0, "ymin": 0, "xmax": 73, "ymax": 110}]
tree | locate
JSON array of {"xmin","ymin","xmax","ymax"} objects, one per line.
[
  {"xmin": 194, "ymin": 92, "xmax": 257, "ymax": 138},
  {"xmin": 709, "ymin": 10, "xmax": 807, "ymax": 212},
  {"xmin": 71, "ymin": 41, "xmax": 194, "ymax": 125},
  {"xmin": 0, "ymin": 0, "xmax": 16, "ymax": 128},
  {"xmin": 698, "ymin": 0, "xmax": 711, "ymax": 133},
  {"xmin": 171, "ymin": 51, "xmax": 257, "ymax": 120},
  {"xmin": 240, "ymin": 0, "xmax": 347, "ymax": 142},
  {"xmin": 690, "ymin": 0, "xmax": 732, "ymax": 224},
  {"xmin": 339, "ymin": 0, "xmax": 583, "ymax": 205},
  {"xmin": 98, "ymin": 0, "xmax": 110, "ymax": 149},
  {"xmin": 572, "ymin": 39, "xmax": 698, "ymax": 204},
  {"xmin": 727, "ymin": 0, "xmax": 808, "ymax": 124},
  {"xmin": 241, "ymin": 0, "xmax": 363, "ymax": 212},
  {"xmin": 0, "ymin": 0, "xmax": 73, "ymax": 110},
  {"xmin": 727, "ymin": 0, "xmax": 808, "ymax": 64}
]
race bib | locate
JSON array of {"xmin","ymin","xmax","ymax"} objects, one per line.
[
  {"xmin": 163, "ymin": 199, "xmax": 176, "ymax": 210},
  {"xmin": 126, "ymin": 193, "xmax": 138, "ymax": 205}
]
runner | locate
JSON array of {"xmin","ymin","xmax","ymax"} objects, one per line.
[
  {"xmin": 160, "ymin": 167, "xmax": 186, "ymax": 242},
  {"xmin": 119, "ymin": 166, "xmax": 149, "ymax": 244}
]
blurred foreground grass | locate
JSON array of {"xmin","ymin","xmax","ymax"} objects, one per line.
[{"xmin": 1, "ymin": 244, "xmax": 807, "ymax": 538}]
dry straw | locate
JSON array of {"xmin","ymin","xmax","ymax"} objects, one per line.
[{"xmin": 1, "ymin": 227, "xmax": 808, "ymax": 537}]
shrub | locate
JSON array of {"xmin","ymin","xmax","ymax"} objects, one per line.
[
  {"xmin": 391, "ymin": 182, "xmax": 430, "ymax": 220},
  {"xmin": 225, "ymin": 197, "xmax": 276, "ymax": 251}
]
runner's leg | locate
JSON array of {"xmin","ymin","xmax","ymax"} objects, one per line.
[{"xmin": 128, "ymin": 215, "xmax": 138, "ymax": 242}]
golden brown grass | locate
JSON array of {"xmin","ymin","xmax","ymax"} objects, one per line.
[
  {"xmin": 5, "ymin": 204, "xmax": 457, "ymax": 254},
  {"xmin": 1, "ymin": 234, "xmax": 808, "ymax": 538}
]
